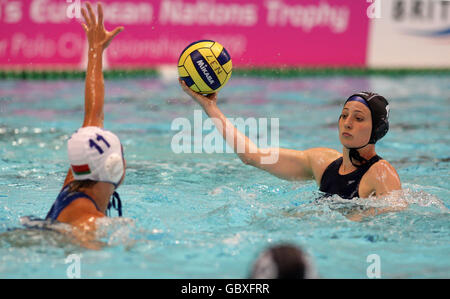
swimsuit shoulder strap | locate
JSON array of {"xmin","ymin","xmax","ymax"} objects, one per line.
[
  {"xmin": 45, "ymin": 186, "xmax": 100, "ymax": 221},
  {"xmin": 319, "ymin": 155, "xmax": 382, "ymax": 199},
  {"xmin": 319, "ymin": 156, "xmax": 343, "ymax": 187}
]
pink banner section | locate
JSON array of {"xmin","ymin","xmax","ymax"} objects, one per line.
[{"xmin": 0, "ymin": 0, "xmax": 369, "ymax": 69}]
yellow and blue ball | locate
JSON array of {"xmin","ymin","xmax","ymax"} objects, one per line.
[{"xmin": 178, "ymin": 40, "xmax": 232, "ymax": 94}]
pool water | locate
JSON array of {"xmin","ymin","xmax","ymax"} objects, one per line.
[{"xmin": 0, "ymin": 75, "xmax": 449, "ymax": 278}]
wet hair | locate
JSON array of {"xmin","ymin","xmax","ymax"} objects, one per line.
[
  {"xmin": 250, "ymin": 244, "xmax": 317, "ymax": 279},
  {"xmin": 67, "ymin": 179, "xmax": 97, "ymax": 193}
]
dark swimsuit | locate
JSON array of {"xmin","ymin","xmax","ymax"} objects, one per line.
[
  {"xmin": 319, "ymin": 155, "xmax": 382, "ymax": 199},
  {"xmin": 45, "ymin": 185, "xmax": 101, "ymax": 221}
]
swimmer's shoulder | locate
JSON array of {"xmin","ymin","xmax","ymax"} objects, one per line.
[
  {"xmin": 366, "ymin": 158, "xmax": 401, "ymax": 181},
  {"xmin": 303, "ymin": 147, "xmax": 342, "ymax": 185},
  {"xmin": 57, "ymin": 197, "xmax": 104, "ymax": 227},
  {"xmin": 361, "ymin": 158, "xmax": 402, "ymax": 196}
]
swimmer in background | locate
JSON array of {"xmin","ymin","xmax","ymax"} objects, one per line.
[
  {"xmin": 44, "ymin": 2, "xmax": 125, "ymax": 242},
  {"xmin": 250, "ymin": 243, "xmax": 318, "ymax": 279},
  {"xmin": 179, "ymin": 82, "xmax": 405, "ymax": 221}
]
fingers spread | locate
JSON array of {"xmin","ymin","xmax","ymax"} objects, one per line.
[
  {"xmin": 85, "ymin": 2, "xmax": 96, "ymax": 26},
  {"xmin": 206, "ymin": 93, "xmax": 217, "ymax": 99},
  {"xmin": 97, "ymin": 3, "xmax": 104, "ymax": 27},
  {"xmin": 81, "ymin": 23, "xmax": 88, "ymax": 34},
  {"xmin": 183, "ymin": 85, "xmax": 199, "ymax": 97},
  {"xmin": 110, "ymin": 26, "xmax": 124, "ymax": 39},
  {"xmin": 180, "ymin": 82, "xmax": 191, "ymax": 93},
  {"xmin": 179, "ymin": 79, "xmax": 190, "ymax": 90},
  {"xmin": 81, "ymin": 8, "xmax": 91, "ymax": 27},
  {"xmin": 181, "ymin": 82, "xmax": 197, "ymax": 96}
]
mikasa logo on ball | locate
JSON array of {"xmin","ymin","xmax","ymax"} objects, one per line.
[
  {"xmin": 178, "ymin": 40, "xmax": 232, "ymax": 94},
  {"xmin": 196, "ymin": 59, "xmax": 215, "ymax": 85}
]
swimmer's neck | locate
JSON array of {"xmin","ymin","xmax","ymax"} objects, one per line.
[
  {"xmin": 341, "ymin": 145, "xmax": 377, "ymax": 171},
  {"xmin": 79, "ymin": 182, "xmax": 115, "ymax": 214}
]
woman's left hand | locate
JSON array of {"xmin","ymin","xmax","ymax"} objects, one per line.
[{"xmin": 81, "ymin": 2, "xmax": 123, "ymax": 51}]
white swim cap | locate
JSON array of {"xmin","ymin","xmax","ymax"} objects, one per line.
[{"xmin": 68, "ymin": 126, "xmax": 124, "ymax": 187}]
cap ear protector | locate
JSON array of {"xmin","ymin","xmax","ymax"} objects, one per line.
[
  {"xmin": 101, "ymin": 153, "xmax": 124, "ymax": 187},
  {"xmin": 371, "ymin": 116, "xmax": 389, "ymax": 144}
]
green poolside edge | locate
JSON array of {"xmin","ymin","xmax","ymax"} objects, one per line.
[{"xmin": 1, "ymin": 68, "xmax": 450, "ymax": 80}]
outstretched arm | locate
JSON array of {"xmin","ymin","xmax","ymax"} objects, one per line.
[
  {"xmin": 63, "ymin": 2, "xmax": 123, "ymax": 188},
  {"xmin": 179, "ymin": 80, "xmax": 340, "ymax": 182},
  {"xmin": 81, "ymin": 2, "xmax": 123, "ymax": 128}
]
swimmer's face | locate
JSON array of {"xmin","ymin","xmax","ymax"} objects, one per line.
[{"xmin": 339, "ymin": 101, "xmax": 372, "ymax": 148}]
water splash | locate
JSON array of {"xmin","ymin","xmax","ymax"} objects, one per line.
[{"xmin": 95, "ymin": 217, "xmax": 137, "ymax": 248}]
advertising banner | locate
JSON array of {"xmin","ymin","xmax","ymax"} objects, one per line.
[
  {"xmin": 0, "ymin": 0, "xmax": 369, "ymax": 69},
  {"xmin": 367, "ymin": 0, "xmax": 450, "ymax": 68}
]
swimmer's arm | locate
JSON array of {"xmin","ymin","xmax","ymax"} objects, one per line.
[
  {"xmin": 57, "ymin": 197, "xmax": 105, "ymax": 228},
  {"xmin": 241, "ymin": 147, "xmax": 340, "ymax": 182},
  {"xmin": 71, "ymin": 215, "xmax": 106, "ymax": 250},
  {"xmin": 365, "ymin": 159, "xmax": 402, "ymax": 198},
  {"xmin": 62, "ymin": 3, "xmax": 123, "ymax": 188},
  {"xmin": 179, "ymin": 80, "xmax": 340, "ymax": 181},
  {"xmin": 57, "ymin": 197, "xmax": 106, "ymax": 249},
  {"xmin": 345, "ymin": 199, "xmax": 408, "ymax": 222},
  {"xmin": 81, "ymin": 44, "xmax": 105, "ymax": 128},
  {"xmin": 80, "ymin": 2, "xmax": 123, "ymax": 128},
  {"xmin": 347, "ymin": 162, "xmax": 405, "ymax": 221}
]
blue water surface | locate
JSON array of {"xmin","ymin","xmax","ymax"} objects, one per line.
[{"xmin": 0, "ymin": 75, "xmax": 449, "ymax": 278}]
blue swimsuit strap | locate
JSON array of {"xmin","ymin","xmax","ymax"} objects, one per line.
[
  {"xmin": 68, "ymin": 191, "xmax": 101, "ymax": 212},
  {"xmin": 55, "ymin": 188, "xmax": 101, "ymax": 217}
]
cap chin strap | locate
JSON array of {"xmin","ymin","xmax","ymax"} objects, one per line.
[
  {"xmin": 347, "ymin": 142, "xmax": 371, "ymax": 168},
  {"xmin": 104, "ymin": 153, "xmax": 124, "ymax": 217},
  {"xmin": 107, "ymin": 191, "xmax": 122, "ymax": 217}
]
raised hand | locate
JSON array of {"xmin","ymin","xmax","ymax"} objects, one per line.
[
  {"xmin": 81, "ymin": 2, "xmax": 123, "ymax": 51},
  {"xmin": 179, "ymin": 78, "xmax": 218, "ymax": 109}
]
